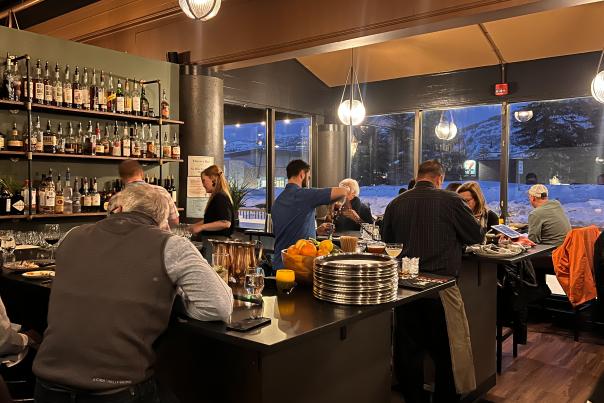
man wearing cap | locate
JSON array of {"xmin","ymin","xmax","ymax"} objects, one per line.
[{"xmin": 527, "ymin": 184, "xmax": 571, "ymax": 246}]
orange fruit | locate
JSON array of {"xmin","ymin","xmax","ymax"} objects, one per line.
[
  {"xmin": 299, "ymin": 243, "xmax": 318, "ymax": 257},
  {"xmin": 287, "ymin": 245, "xmax": 299, "ymax": 256},
  {"xmin": 318, "ymin": 240, "xmax": 334, "ymax": 253}
]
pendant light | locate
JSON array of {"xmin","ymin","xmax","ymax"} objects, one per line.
[
  {"xmin": 179, "ymin": 0, "xmax": 221, "ymax": 21},
  {"xmin": 337, "ymin": 48, "xmax": 366, "ymax": 126},
  {"xmin": 591, "ymin": 49, "xmax": 604, "ymax": 103},
  {"xmin": 514, "ymin": 110, "xmax": 533, "ymax": 122},
  {"xmin": 435, "ymin": 110, "xmax": 457, "ymax": 141}
]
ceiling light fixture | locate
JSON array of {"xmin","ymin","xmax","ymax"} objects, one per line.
[
  {"xmin": 435, "ymin": 110, "xmax": 458, "ymax": 141},
  {"xmin": 591, "ymin": 49, "xmax": 604, "ymax": 103},
  {"xmin": 514, "ymin": 110, "xmax": 533, "ymax": 122},
  {"xmin": 179, "ymin": 0, "xmax": 221, "ymax": 21},
  {"xmin": 337, "ymin": 48, "xmax": 366, "ymax": 126}
]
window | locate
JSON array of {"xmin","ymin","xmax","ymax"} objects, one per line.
[
  {"xmin": 352, "ymin": 112, "xmax": 415, "ymax": 215},
  {"xmin": 275, "ymin": 115, "xmax": 311, "ymax": 198},
  {"xmin": 422, "ymin": 104, "xmax": 502, "ymax": 212},
  {"xmin": 508, "ymin": 97, "xmax": 604, "ymax": 227}
]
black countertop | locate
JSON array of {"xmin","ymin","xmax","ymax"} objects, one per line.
[{"xmin": 466, "ymin": 243, "xmax": 557, "ymax": 265}]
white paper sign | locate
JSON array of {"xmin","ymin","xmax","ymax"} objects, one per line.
[
  {"xmin": 187, "ymin": 177, "xmax": 206, "ymax": 198},
  {"xmin": 188, "ymin": 155, "xmax": 214, "ymax": 177},
  {"xmin": 186, "ymin": 197, "xmax": 209, "ymax": 219}
]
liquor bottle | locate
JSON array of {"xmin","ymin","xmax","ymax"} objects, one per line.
[
  {"xmin": 1, "ymin": 54, "xmax": 14, "ymax": 100},
  {"xmin": 131, "ymin": 79, "xmax": 141, "ymax": 116},
  {"xmin": 33, "ymin": 59, "xmax": 44, "ymax": 104},
  {"xmin": 101, "ymin": 123, "xmax": 110, "ymax": 156},
  {"xmin": 171, "ymin": 132, "xmax": 180, "ymax": 160},
  {"xmin": 131, "ymin": 123, "xmax": 141, "ymax": 157},
  {"xmin": 43, "ymin": 119, "xmax": 57, "ymax": 154},
  {"xmin": 94, "ymin": 122, "xmax": 103, "ymax": 155},
  {"xmin": 102, "ymin": 185, "xmax": 113, "ymax": 212},
  {"xmin": 111, "ymin": 122, "xmax": 122, "ymax": 157},
  {"xmin": 0, "ymin": 179, "xmax": 11, "ymax": 216},
  {"xmin": 43, "ymin": 61, "xmax": 53, "ymax": 105},
  {"xmin": 22, "ymin": 179, "xmax": 36, "ymax": 215},
  {"xmin": 124, "ymin": 80, "xmax": 132, "ymax": 114},
  {"xmin": 116, "ymin": 79, "xmax": 125, "ymax": 113},
  {"xmin": 23, "ymin": 61, "xmax": 33, "ymax": 101},
  {"xmin": 12, "ymin": 60, "xmax": 21, "ymax": 102},
  {"xmin": 44, "ymin": 169, "xmax": 56, "ymax": 214},
  {"xmin": 7, "ymin": 122, "xmax": 23, "ymax": 151},
  {"xmin": 72, "ymin": 66, "xmax": 82, "ymax": 109},
  {"xmin": 91, "ymin": 177, "xmax": 101, "ymax": 212},
  {"xmin": 90, "ymin": 69, "xmax": 99, "ymax": 111},
  {"xmin": 145, "ymin": 125, "xmax": 155, "ymax": 158},
  {"xmin": 72, "ymin": 176, "xmax": 81, "ymax": 213},
  {"xmin": 82, "ymin": 67, "xmax": 90, "ymax": 110},
  {"xmin": 75, "ymin": 122, "xmax": 84, "ymax": 155},
  {"xmin": 64, "ymin": 122, "xmax": 76, "ymax": 154},
  {"xmin": 106, "ymin": 73, "xmax": 116, "ymax": 113},
  {"xmin": 33, "ymin": 116, "xmax": 43, "ymax": 153},
  {"xmin": 122, "ymin": 123, "xmax": 131, "ymax": 157},
  {"xmin": 0, "ymin": 130, "xmax": 4, "ymax": 151},
  {"xmin": 55, "ymin": 173, "xmax": 64, "ymax": 214},
  {"xmin": 162, "ymin": 130, "xmax": 171, "ymax": 159},
  {"xmin": 169, "ymin": 175, "xmax": 177, "ymax": 203},
  {"xmin": 63, "ymin": 168, "xmax": 73, "ymax": 214},
  {"xmin": 140, "ymin": 84, "xmax": 149, "ymax": 117},
  {"xmin": 82, "ymin": 178, "xmax": 92, "ymax": 213},
  {"xmin": 37, "ymin": 174, "xmax": 46, "ymax": 214},
  {"xmin": 160, "ymin": 89, "xmax": 170, "ymax": 119},
  {"xmin": 52, "ymin": 63, "xmax": 63, "ymax": 107},
  {"xmin": 56, "ymin": 122, "xmax": 65, "ymax": 154},
  {"xmin": 98, "ymin": 71, "xmax": 107, "ymax": 112},
  {"xmin": 154, "ymin": 129, "xmax": 161, "ymax": 158},
  {"xmin": 83, "ymin": 121, "xmax": 92, "ymax": 155},
  {"xmin": 63, "ymin": 65, "xmax": 72, "ymax": 108}
]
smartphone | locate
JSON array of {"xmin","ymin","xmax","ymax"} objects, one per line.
[{"xmin": 227, "ymin": 317, "xmax": 271, "ymax": 332}]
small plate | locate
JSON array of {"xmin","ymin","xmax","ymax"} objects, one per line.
[
  {"xmin": 22, "ymin": 270, "xmax": 55, "ymax": 279},
  {"xmin": 3, "ymin": 261, "xmax": 39, "ymax": 271}
]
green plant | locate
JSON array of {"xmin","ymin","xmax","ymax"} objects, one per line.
[{"xmin": 228, "ymin": 178, "xmax": 252, "ymax": 211}]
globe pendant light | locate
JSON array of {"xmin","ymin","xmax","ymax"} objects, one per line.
[
  {"xmin": 338, "ymin": 48, "xmax": 366, "ymax": 126},
  {"xmin": 179, "ymin": 0, "xmax": 221, "ymax": 21},
  {"xmin": 435, "ymin": 110, "xmax": 457, "ymax": 141},
  {"xmin": 591, "ymin": 50, "xmax": 604, "ymax": 103},
  {"xmin": 514, "ymin": 110, "xmax": 533, "ymax": 122}
]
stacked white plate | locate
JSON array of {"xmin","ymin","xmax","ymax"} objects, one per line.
[{"xmin": 313, "ymin": 253, "xmax": 399, "ymax": 305}]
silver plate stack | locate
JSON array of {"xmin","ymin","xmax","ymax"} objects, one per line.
[{"xmin": 313, "ymin": 253, "xmax": 399, "ymax": 305}]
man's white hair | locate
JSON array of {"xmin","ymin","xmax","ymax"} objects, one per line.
[
  {"xmin": 339, "ymin": 178, "xmax": 360, "ymax": 197},
  {"xmin": 111, "ymin": 184, "xmax": 169, "ymax": 226}
]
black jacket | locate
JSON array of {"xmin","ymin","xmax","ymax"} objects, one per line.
[
  {"xmin": 381, "ymin": 181, "xmax": 483, "ymax": 276},
  {"xmin": 334, "ymin": 197, "xmax": 373, "ymax": 232}
]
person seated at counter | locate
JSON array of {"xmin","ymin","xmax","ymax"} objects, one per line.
[
  {"xmin": 33, "ymin": 185, "xmax": 233, "ymax": 403},
  {"xmin": 457, "ymin": 181, "xmax": 498, "ymax": 232},
  {"xmin": 527, "ymin": 184, "xmax": 571, "ymax": 246},
  {"xmin": 272, "ymin": 159, "xmax": 349, "ymax": 270},
  {"xmin": 318, "ymin": 178, "xmax": 373, "ymax": 234},
  {"xmin": 445, "ymin": 182, "xmax": 462, "ymax": 192},
  {"xmin": 382, "ymin": 160, "xmax": 483, "ymax": 403}
]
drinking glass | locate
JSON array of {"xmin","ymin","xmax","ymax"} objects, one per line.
[
  {"xmin": 385, "ymin": 243, "xmax": 403, "ymax": 258},
  {"xmin": 0, "ymin": 231, "xmax": 16, "ymax": 257},
  {"xmin": 244, "ymin": 267, "xmax": 265, "ymax": 297},
  {"xmin": 276, "ymin": 269, "xmax": 296, "ymax": 295},
  {"xmin": 43, "ymin": 224, "xmax": 61, "ymax": 260},
  {"xmin": 366, "ymin": 241, "xmax": 386, "ymax": 255},
  {"xmin": 212, "ymin": 252, "xmax": 230, "ymax": 283}
]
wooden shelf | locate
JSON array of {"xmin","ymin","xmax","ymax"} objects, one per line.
[
  {"xmin": 0, "ymin": 152, "xmax": 183, "ymax": 163},
  {"xmin": 0, "ymin": 150, "xmax": 26, "ymax": 158},
  {"xmin": 0, "ymin": 212, "xmax": 106, "ymax": 220},
  {"xmin": 0, "ymin": 99, "xmax": 183, "ymax": 126}
]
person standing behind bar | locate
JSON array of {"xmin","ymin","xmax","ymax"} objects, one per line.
[
  {"xmin": 272, "ymin": 160, "xmax": 349, "ymax": 270},
  {"xmin": 382, "ymin": 160, "xmax": 483, "ymax": 403},
  {"xmin": 33, "ymin": 185, "xmax": 233, "ymax": 403},
  {"xmin": 189, "ymin": 165, "xmax": 235, "ymax": 238}
]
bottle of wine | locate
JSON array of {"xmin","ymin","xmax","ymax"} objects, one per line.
[
  {"xmin": 55, "ymin": 173, "xmax": 64, "ymax": 214},
  {"xmin": 63, "ymin": 65, "xmax": 72, "ymax": 108},
  {"xmin": 43, "ymin": 61, "xmax": 52, "ymax": 105},
  {"xmin": 52, "ymin": 63, "xmax": 63, "ymax": 107}
]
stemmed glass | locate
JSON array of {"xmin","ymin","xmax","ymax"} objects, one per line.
[
  {"xmin": 43, "ymin": 224, "xmax": 61, "ymax": 260},
  {"xmin": 385, "ymin": 243, "xmax": 403, "ymax": 259}
]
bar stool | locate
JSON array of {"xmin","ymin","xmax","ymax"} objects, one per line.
[{"xmin": 496, "ymin": 320, "xmax": 518, "ymax": 374}]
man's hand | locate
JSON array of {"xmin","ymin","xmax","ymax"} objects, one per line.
[{"xmin": 317, "ymin": 223, "xmax": 334, "ymax": 236}]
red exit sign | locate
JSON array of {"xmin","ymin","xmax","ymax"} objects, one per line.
[{"xmin": 495, "ymin": 83, "xmax": 509, "ymax": 96}]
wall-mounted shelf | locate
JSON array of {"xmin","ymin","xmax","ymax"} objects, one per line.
[
  {"xmin": 1, "ymin": 209, "xmax": 184, "ymax": 221},
  {"xmin": 0, "ymin": 151, "xmax": 183, "ymax": 163}
]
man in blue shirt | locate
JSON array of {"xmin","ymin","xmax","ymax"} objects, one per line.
[{"xmin": 272, "ymin": 160, "xmax": 349, "ymax": 269}]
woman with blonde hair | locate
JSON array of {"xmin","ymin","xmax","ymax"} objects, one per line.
[
  {"xmin": 190, "ymin": 165, "xmax": 235, "ymax": 238},
  {"xmin": 457, "ymin": 181, "xmax": 498, "ymax": 231}
]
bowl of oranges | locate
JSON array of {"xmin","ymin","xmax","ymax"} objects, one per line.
[{"xmin": 282, "ymin": 239, "xmax": 335, "ymax": 285}]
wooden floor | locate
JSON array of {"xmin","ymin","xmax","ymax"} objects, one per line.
[{"xmin": 392, "ymin": 325, "xmax": 604, "ymax": 403}]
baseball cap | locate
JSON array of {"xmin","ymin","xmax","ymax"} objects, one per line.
[{"xmin": 528, "ymin": 184, "xmax": 548, "ymax": 198}]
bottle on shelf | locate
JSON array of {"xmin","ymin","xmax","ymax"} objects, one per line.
[
  {"xmin": 0, "ymin": 129, "xmax": 4, "ymax": 151},
  {"xmin": 43, "ymin": 61, "xmax": 53, "ymax": 105},
  {"xmin": 63, "ymin": 168, "xmax": 73, "ymax": 214},
  {"xmin": 34, "ymin": 59, "xmax": 44, "ymax": 104},
  {"xmin": 82, "ymin": 67, "xmax": 90, "ymax": 111},
  {"xmin": 65, "ymin": 122, "xmax": 75, "ymax": 154},
  {"xmin": 111, "ymin": 121, "xmax": 121, "ymax": 157},
  {"xmin": 145, "ymin": 124, "xmax": 155, "ymax": 158},
  {"xmin": 12, "ymin": 59, "xmax": 22, "ymax": 102},
  {"xmin": 23, "ymin": 61, "xmax": 33, "ymax": 101},
  {"xmin": 162, "ymin": 130, "xmax": 171, "ymax": 159},
  {"xmin": 75, "ymin": 122, "xmax": 83, "ymax": 155},
  {"xmin": 73, "ymin": 66, "xmax": 82, "ymax": 109},
  {"xmin": 9, "ymin": 183, "xmax": 24, "ymax": 215},
  {"xmin": 91, "ymin": 177, "xmax": 101, "ymax": 212},
  {"xmin": 98, "ymin": 70, "xmax": 107, "ymax": 112},
  {"xmin": 82, "ymin": 177, "xmax": 91, "ymax": 213},
  {"xmin": 7, "ymin": 122, "xmax": 23, "ymax": 151},
  {"xmin": 0, "ymin": 179, "xmax": 12, "ymax": 216},
  {"xmin": 37, "ymin": 173, "xmax": 46, "ymax": 214},
  {"xmin": 101, "ymin": 123, "xmax": 110, "ymax": 156},
  {"xmin": 171, "ymin": 132, "xmax": 180, "ymax": 160},
  {"xmin": 140, "ymin": 83, "xmax": 149, "ymax": 117},
  {"xmin": 154, "ymin": 129, "xmax": 160, "ymax": 158},
  {"xmin": 63, "ymin": 65, "xmax": 72, "ymax": 108},
  {"xmin": 124, "ymin": 80, "xmax": 132, "ymax": 114},
  {"xmin": 1, "ymin": 54, "xmax": 14, "ymax": 101},
  {"xmin": 106, "ymin": 73, "xmax": 116, "ymax": 113},
  {"xmin": 170, "ymin": 175, "xmax": 177, "ymax": 203},
  {"xmin": 56, "ymin": 122, "xmax": 65, "ymax": 154},
  {"xmin": 90, "ymin": 69, "xmax": 99, "ymax": 111},
  {"xmin": 160, "ymin": 88, "xmax": 170, "ymax": 119},
  {"xmin": 122, "ymin": 123, "xmax": 131, "ymax": 157},
  {"xmin": 55, "ymin": 173, "xmax": 64, "ymax": 214},
  {"xmin": 83, "ymin": 121, "xmax": 93, "ymax": 155},
  {"xmin": 72, "ymin": 176, "xmax": 81, "ymax": 213},
  {"xmin": 44, "ymin": 169, "xmax": 56, "ymax": 214},
  {"xmin": 34, "ymin": 116, "xmax": 44, "ymax": 153},
  {"xmin": 116, "ymin": 79, "xmax": 125, "ymax": 113},
  {"xmin": 102, "ymin": 184, "xmax": 113, "ymax": 212},
  {"xmin": 131, "ymin": 123, "xmax": 141, "ymax": 158},
  {"xmin": 131, "ymin": 79, "xmax": 141, "ymax": 116},
  {"xmin": 43, "ymin": 119, "xmax": 57, "ymax": 154},
  {"xmin": 22, "ymin": 179, "xmax": 36, "ymax": 215},
  {"xmin": 94, "ymin": 122, "xmax": 103, "ymax": 156},
  {"xmin": 52, "ymin": 63, "xmax": 63, "ymax": 107}
]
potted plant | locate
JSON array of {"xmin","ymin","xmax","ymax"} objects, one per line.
[{"xmin": 228, "ymin": 178, "xmax": 252, "ymax": 226}]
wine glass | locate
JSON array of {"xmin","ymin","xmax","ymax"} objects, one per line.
[
  {"xmin": 244, "ymin": 267, "xmax": 265, "ymax": 298},
  {"xmin": 43, "ymin": 224, "xmax": 61, "ymax": 260},
  {"xmin": 385, "ymin": 243, "xmax": 403, "ymax": 258}
]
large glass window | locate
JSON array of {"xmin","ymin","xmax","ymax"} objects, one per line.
[
  {"xmin": 508, "ymin": 98, "xmax": 604, "ymax": 227},
  {"xmin": 275, "ymin": 114, "xmax": 311, "ymax": 198},
  {"xmin": 422, "ymin": 104, "xmax": 502, "ymax": 212},
  {"xmin": 352, "ymin": 112, "xmax": 415, "ymax": 215}
]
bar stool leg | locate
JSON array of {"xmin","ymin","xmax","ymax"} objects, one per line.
[{"xmin": 496, "ymin": 323, "xmax": 502, "ymax": 374}]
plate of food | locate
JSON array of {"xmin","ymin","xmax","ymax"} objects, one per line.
[
  {"xmin": 22, "ymin": 270, "xmax": 55, "ymax": 279},
  {"xmin": 3, "ymin": 261, "xmax": 39, "ymax": 271},
  {"xmin": 471, "ymin": 243, "xmax": 525, "ymax": 258}
]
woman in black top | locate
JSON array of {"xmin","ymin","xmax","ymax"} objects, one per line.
[
  {"xmin": 457, "ymin": 181, "xmax": 498, "ymax": 232},
  {"xmin": 333, "ymin": 178, "xmax": 373, "ymax": 232},
  {"xmin": 190, "ymin": 165, "xmax": 235, "ymax": 238}
]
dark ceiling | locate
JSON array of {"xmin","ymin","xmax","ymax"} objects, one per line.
[{"xmin": 0, "ymin": 0, "xmax": 99, "ymax": 29}]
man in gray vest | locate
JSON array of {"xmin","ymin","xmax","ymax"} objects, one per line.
[{"xmin": 33, "ymin": 185, "xmax": 233, "ymax": 402}]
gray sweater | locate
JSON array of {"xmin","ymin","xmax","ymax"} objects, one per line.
[{"xmin": 528, "ymin": 200, "xmax": 571, "ymax": 246}]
